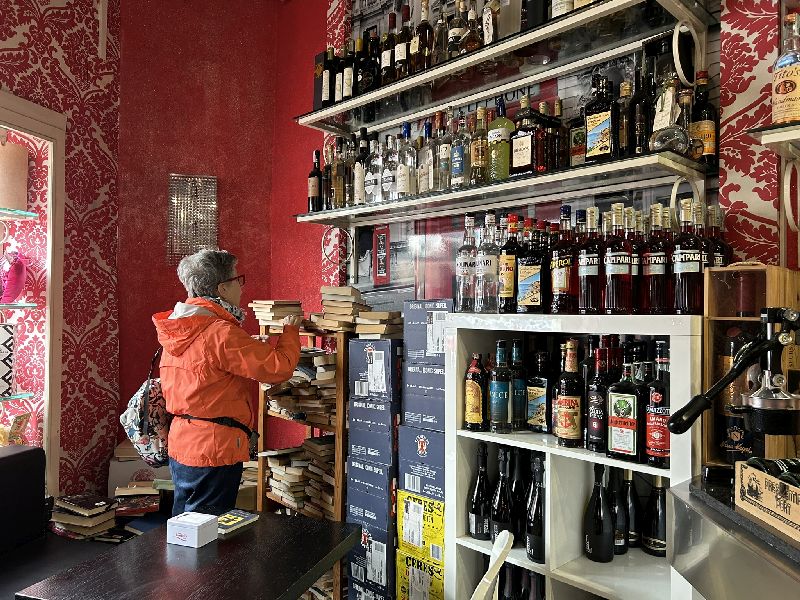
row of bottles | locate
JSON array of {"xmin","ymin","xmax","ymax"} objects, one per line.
[
  {"xmin": 493, "ymin": 561, "xmax": 546, "ymax": 600},
  {"xmin": 455, "ymin": 201, "xmax": 731, "ymax": 317},
  {"xmin": 464, "ymin": 335, "xmax": 671, "ymax": 469}
]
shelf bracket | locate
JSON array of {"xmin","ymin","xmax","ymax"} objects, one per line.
[{"xmin": 782, "ymin": 159, "xmax": 800, "ymax": 233}]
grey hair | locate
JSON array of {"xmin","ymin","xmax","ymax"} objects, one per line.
[{"xmin": 177, "ymin": 249, "xmax": 237, "ymax": 298}]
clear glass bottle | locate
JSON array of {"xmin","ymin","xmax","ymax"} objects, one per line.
[
  {"xmin": 470, "ymin": 107, "xmax": 489, "ymax": 185},
  {"xmin": 552, "ymin": 0, "xmax": 575, "ymax": 19},
  {"xmin": 489, "ymin": 97, "xmax": 514, "ymax": 182},
  {"xmin": 436, "ymin": 109, "xmax": 453, "ymax": 191},
  {"xmin": 773, "ymin": 13, "xmax": 800, "ymax": 125},
  {"xmin": 381, "ymin": 134, "xmax": 399, "ymax": 203},
  {"xmin": 456, "ymin": 214, "xmax": 478, "ymax": 313},
  {"xmin": 352, "ymin": 127, "xmax": 369, "ymax": 206},
  {"xmin": 331, "ymin": 137, "xmax": 346, "ymax": 209},
  {"xmin": 431, "ymin": 3, "xmax": 449, "ymax": 66},
  {"xmin": 483, "ymin": 0, "xmax": 502, "ymax": 45},
  {"xmin": 397, "ymin": 122, "xmax": 418, "ymax": 198},
  {"xmin": 650, "ymin": 82, "xmax": 703, "ymax": 158},
  {"xmin": 364, "ymin": 134, "xmax": 384, "ymax": 204},
  {"xmin": 448, "ymin": 1, "xmax": 469, "ymax": 59},
  {"xmin": 417, "ymin": 121, "xmax": 434, "ymax": 194},
  {"xmin": 411, "ymin": 0, "xmax": 435, "ymax": 75},
  {"xmin": 451, "ymin": 112, "xmax": 472, "ymax": 189},
  {"xmin": 475, "ymin": 211, "xmax": 500, "ymax": 314}
]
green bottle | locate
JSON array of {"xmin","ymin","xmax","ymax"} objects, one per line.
[{"xmin": 488, "ymin": 96, "xmax": 514, "ymax": 183}]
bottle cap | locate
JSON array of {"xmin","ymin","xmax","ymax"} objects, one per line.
[
  {"xmin": 586, "ymin": 206, "xmax": 599, "ymax": 229},
  {"xmin": 554, "ymin": 98, "xmax": 563, "ymax": 117},
  {"xmin": 355, "ymin": 37, "xmax": 364, "ymax": 52},
  {"xmin": 424, "ymin": 121, "xmax": 432, "ymax": 138},
  {"xmin": 550, "ymin": 222, "xmax": 559, "ymax": 232},
  {"xmin": 388, "ymin": 12, "xmax": 396, "ymax": 29},
  {"xmin": 360, "ymin": 126, "xmax": 368, "ymax": 138},
  {"xmin": 468, "ymin": 8, "xmax": 476, "ymax": 19},
  {"xmin": 620, "ymin": 80, "xmax": 633, "ymax": 97},
  {"xmin": 536, "ymin": 220, "xmax": 546, "ymax": 231},
  {"xmin": 484, "ymin": 211, "xmax": 496, "ymax": 226},
  {"xmin": 524, "ymin": 217, "xmax": 534, "ymax": 228},
  {"xmin": 508, "ymin": 214, "xmax": 518, "ymax": 224},
  {"xmin": 538, "ymin": 101, "xmax": 550, "ymax": 115},
  {"xmin": 402, "ymin": 4, "xmax": 410, "ymax": 22},
  {"xmin": 465, "ymin": 214, "xmax": 475, "ymax": 228}
]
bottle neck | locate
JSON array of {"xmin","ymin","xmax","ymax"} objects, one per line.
[
  {"xmin": 477, "ymin": 451, "xmax": 487, "ymax": 473},
  {"xmin": 511, "ymin": 343, "xmax": 523, "ymax": 365},
  {"xmin": 495, "ymin": 346, "xmax": 507, "ymax": 366},
  {"xmin": 564, "ymin": 347, "xmax": 578, "ymax": 373},
  {"xmin": 655, "ymin": 357, "xmax": 670, "ymax": 375},
  {"xmin": 621, "ymin": 364, "xmax": 634, "ymax": 382}
]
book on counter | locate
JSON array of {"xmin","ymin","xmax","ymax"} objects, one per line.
[
  {"xmin": 51, "ymin": 516, "xmax": 117, "ymax": 538},
  {"xmin": 124, "ymin": 513, "xmax": 168, "ymax": 535},
  {"xmin": 94, "ymin": 527, "xmax": 137, "ymax": 544},
  {"xmin": 114, "ymin": 483, "xmax": 159, "ymax": 496},
  {"xmin": 55, "ymin": 494, "xmax": 118, "ymax": 517},
  {"xmin": 217, "ymin": 509, "xmax": 260, "ymax": 536},
  {"xmin": 51, "ymin": 507, "xmax": 116, "ymax": 528},
  {"xmin": 115, "ymin": 494, "xmax": 161, "ymax": 516}
]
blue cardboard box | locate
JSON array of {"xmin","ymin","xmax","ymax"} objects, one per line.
[
  {"xmin": 347, "ymin": 521, "xmax": 395, "ymax": 598},
  {"xmin": 348, "ymin": 456, "xmax": 397, "ymax": 499},
  {"xmin": 404, "ymin": 363, "xmax": 445, "ymax": 398},
  {"xmin": 399, "ymin": 459, "xmax": 445, "ymax": 502},
  {"xmin": 402, "ymin": 393, "xmax": 445, "ymax": 433},
  {"xmin": 349, "ymin": 424, "xmax": 396, "ymax": 467},
  {"xmin": 346, "ymin": 485, "xmax": 395, "ymax": 531},
  {"xmin": 349, "ymin": 396, "xmax": 400, "ymax": 434},
  {"xmin": 348, "ymin": 554, "xmax": 395, "ymax": 600},
  {"xmin": 402, "ymin": 299, "xmax": 453, "ymax": 366},
  {"xmin": 398, "ymin": 425, "xmax": 445, "ymax": 469},
  {"xmin": 349, "ymin": 339, "xmax": 404, "ymax": 402}
]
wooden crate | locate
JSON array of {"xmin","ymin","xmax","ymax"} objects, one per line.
[{"xmin": 703, "ymin": 265, "xmax": 800, "ymax": 465}]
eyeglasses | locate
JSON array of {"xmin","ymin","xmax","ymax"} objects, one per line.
[{"xmin": 220, "ymin": 274, "xmax": 245, "ymax": 287}]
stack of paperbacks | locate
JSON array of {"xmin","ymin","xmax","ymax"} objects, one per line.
[
  {"xmin": 249, "ymin": 300, "xmax": 306, "ymax": 332},
  {"xmin": 265, "ymin": 347, "xmax": 337, "ymax": 427},
  {"xmin": 114, "ymin": 480, "xmax": 161, "ymax": 518},
  {"xmin": 301, "ymin": 436, "xmax": 336, "ymax": 520},
  {"xmin": 310, "ymin": 286, "xmax": 371, "ymax": 332},
  {"xmin": 263, "ymin": 447, "xmax": 309, "ymax": 511},
  {"xmin": 242, "ymin": 460, "xmax": 258, "ymax": 486},
  {"xmin": 49, "ymin": 494, "xmax": 118, "ymax": 540},
  {"xmin": 300, "ymin": 570, "xmax": 335, "ymax": 600},
  {"xmin": 355, "ymin": 310, "xmax": 403, "ymax": 340}
]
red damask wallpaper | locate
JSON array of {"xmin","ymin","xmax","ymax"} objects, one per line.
[{"xmin": 1, "ymin": 0, "xmax": 120, "ymax": 494}]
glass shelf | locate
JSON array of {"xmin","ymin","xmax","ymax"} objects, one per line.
[
  {"xmin": 0, "ymin": 392, "xmax": 35, "ymax": 404},
  {"xmin": 0, "ymin": 208, "xmax": 38, "ymax": 221},
  {"xmin": 295, "ymin": 0, "xmax": 716, "ymax": 136},
  {"xmin": 749, "ymin": 122, "xmax": 800, "ymax": 161},
  {"xmin": 0, "ymin": 302, "xmax": 37, "ymax": 310},
  {"xmin": 295, "ymin": 151, "xmax": 705, "ymax": 226}
]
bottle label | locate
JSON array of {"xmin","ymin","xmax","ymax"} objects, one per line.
[
  {"xmin": 417, "ymin": 163, "xmax": 430, "ymax": 194},
  {"xmin": 689, "ymin": 120, "xmax": 716, "ymax": 156},
  {"xmin": 410, "ymin": 36, "xmax": 420, "ymax": 56},
  {"xmin": 604, "ymin": 251, "xmax": 631, "ymax": 275},
  {"xmin": 343, "ymin": 67, "xmax": 354, "ymax": 98},
  {"xmin": 381, "ymin": 168, "xmax": 396, "ymax": 192},
  {"xmin": 464, "ymin": 380, "xmax": 484, "ymax": 425},
  {"xmin": 451, "ymin": 146, "xmax": 465, "ymax": 180},
  {"xmin": 488, "ymin": 128, "xmax": 511, "ymax": 144},
  {"xmin": 448, "ymin": 27, "xmax": 466, "ymax": 45},
  {"xmin": 335, "ymin": 72, "xmax": 343, "ymax": 102},
  {"xmin": 585, "ymin": 110, "xmax": 612, "ymax": 159},
  {"xmin": 643, "ymin": 252, "xmax": 667, "ymax": 276},
  {"xmin": 364, "ymin": 172, "xmax": 377, "ymax": 196},
  {"xmin": 570, "ymin": 126, "xmax": 586, "ymax": 166},
  {"xmin": 321, "ymin": 70, "xmax": 331, "ymax": 101},
  {"xmin": 471, "ymin": 140, "xmax": 488, "ymax": 167},
  {"xmin": 552, "ymin": 0, "xmax": 575, "ymax": 17},
  {"xmin": 469, "ymin": 512, "xmax": 490, "ymax": 537},
  {"xmin": 489, "ymin": 380, "xmax": 510, "ymax": 424},
  {"xmin": 550, "ymin": 254, "xmax": 572, "ymax": 294},
  {"xmin": 526, "ymin": 385, "xmax": 548, "ymax": 431},
  {"xmin": 526, "ymin": 534, "xmax": 542, "ymax": 561},
  {"xmin": 555, "ymin": 394, "xmax": 582, "ymax": 440},
  {"xmin": 381, "ymin": 49, "xmax": 392, "ymax": 69},
  {"xmin": 354, "ymin": 163, "xmax": 366, "ymax": 205},
  {"xmin": 397, "ymin": 164, "xmax": 413, "ymax": 194},
  {"xmin": 587, "ymin": 390, "xmax": 606, "ymax": 445},
  {"xmin": 646, "ymin": 396, "xmax": 670, "ymax": 457},
  {"xmin": 394, "ymin": 43, "xmax": 407, "ymax": 63},
  {"xmin": 631, "ymin": 254, "xmax": 640, "ymax": 276},
  {"xmin": 773, "ymin": 65, "xmax": 800, "ymax": 124},
  {"xmin": 517, "ymin": 264, "xmax": 542, "ymax": 306},
  {"xmin": 491, "ymin": 520, "xmax": 511, "ymax": 541},
  {"xmin": 308, "ymin": 177, "xmax": 319, "ymax": 197},
  {"xmin": 456, "ymin": 255, "xmax": 476, "ymax": 276},
  {"xmin": 615, "ymin": 530, "xmax": 626, "ymax": 547},
  {"xmin": 578, "ymin": 252, "xmax": 600, "ymax": 277},
  {"xmin": 672, "ymin": 248, "xmax": 701, "ymax": 274},
  {"xmin": 513, "ymin": 378, "xmax": 526, "ymax": 423},
  {"xmin": 475, "ymin": 254, "xmax": 498, "ymax": 277},
  {"xmin": 608, "ymin": 392, "xmax": 638, "ymax": 455},
  {"xmin": 653, "ymin": 88, "xmax": 677, "ymax": 132},
  {"xmin": 483, "ymin": 9, "xmax": 495, "ymax": 45},
  {"xmin": 498, "ymin": 254, "xmax": 516, "ymax": 298},
  {"xmin": 511, "ymin": 135, "xmax": 533, "ymax": 168},
  {"xmin": 643, "ymin": 535, "xmax": 667, "ymax": 553},
  {"xmin": 439, "ymin": 143, "xmax": 452, "ymax": 167}
]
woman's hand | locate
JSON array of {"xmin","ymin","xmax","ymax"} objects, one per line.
[{"xmin": 282, "ymin": 315, "xmax": 304, "ymax": 328}]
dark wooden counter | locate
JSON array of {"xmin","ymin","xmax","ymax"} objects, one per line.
[{"xmin": 16, "ymin": 513, "xmax": 360, "ymax": 600}]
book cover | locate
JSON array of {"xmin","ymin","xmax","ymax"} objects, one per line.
[
  {"xmin": 125, "ymin": 513, "xmax": 168, "ymax": 535},
  {"xmin": 218, "ymin": 509, "xmax": 260, "ymax": 536},
  {"xmin": 51, "ymin": 506, "xmax": 117, "ymax": 528},
  {"xmin": 55, "ymin": 494, "xmax": 118, "ymax": 517},
  {"xmin": 115, "ymin": 494, "xmax": 161, "ymax": 516}
]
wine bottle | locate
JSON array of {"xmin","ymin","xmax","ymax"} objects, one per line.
[
  {"xmin": 500, "ymin": 563, "xmax": 515, "ymax": 600},
  {"xmin": 607, "ymin": 468, "xmax": 629, "ymax": 555},
  {"xmin": 510, "ymin": 448, "xmax": 528, "ymax": 542},
  {"xmin": 528, "ymin": 571, "xmax": 545, "ymax": 600},
  {"xmin": 746, "ymin": 457, "xmax": 800, "ymax": 477},
  {"xmin": 526, "ymin": 351, "xmax": 551, "ymax": 433},
  {"xmin": 646, "ymin": 341, "xmax": 671, "ymax": 469},
  {"xmin": 554, "ymin": 339, "xmax": 584, "ymax": 447},
  {"xmin": 583, "ymin": 463, "xmax": 614, "ymax": 563},
  {"xmin": 491, "ymin": 447, "xmax": 513, "ymax": 541},
  {"xmin": 510, "ymin": 339, "xmax": 528, "ymax": 431},
  {"xmin": 468, "ymin": 442, "xmax": 492, "ymax": 540},
  {"xmin": 464, "ymin": 353, "xmax": 488, "ymax": 431},
  {"xmin": 622, "ymin": 469, "xmax": 642, "ymax": 547},
  {"xmin": 526, "ymin": 456, "xmax": 545, "ymax": 564},
  {"xmin": 307, "ymin": 150, "xmax": 323, "ymax": 213},
  {"xmin": 642, "ymin": 476, "xmax": 667, "ymax": 557},
  {"xmin": 580, "ymin": 335, "xmax": 599, "ymax": 446}
]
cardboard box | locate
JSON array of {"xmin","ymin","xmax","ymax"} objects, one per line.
[
  {"xmin": 349, "ymin": 425, "xmax": 396, "ymax": 467},
  {"xmin": 347, "ymin": 485, "xmax": 396, "ymax": 531},
  {"xmin": 403, "ymin": 299, "xmax": 453, "ymax": 366},
  {"xmin": 350, "ymin": 339, "xmax": 404, "ymax": 402},
  {"xmin": 347, "ymin": 523, "xmax": 396, "ymax": 598},
  {"xmin": 404, "ymin": 363, "xmax": 445, "ymax": 398},
  {"xmin": 399, "ymin": 459, "xmax": 444, "ymax": 502},
  {"xmin": 402, "ymin": 393, "xmax": 445, "ymax": 433},
  {"xmin": 167, "ymin": 512, "xmax": 218, "ymax": 548},
  {"xmin": 397, "ymin": 490, "xmax": 444, "ymax": 566},
  {"xmin": 107, "ymin": 457, "xmax": 171, "ymax": 498},
  {"xmin": 349, "ymin": 577, "xmax": 393, "ymax": 600},
  {"xmin": 350, "ymin": 397, "xmax": 400, "ymax": 434},
  {"xmin": 396, "ymin": 549, "xmax": 445, "ymax": 600},
  {"xmin": 348, "ymin": 456, "xmax": 397, "ymax": 499},
  {"xmin": 735, "ymin": 461, "xmax": 800, "ymax": 540},
  {"xmin": 398, "ymin": 425, "xmax": 444, "ymax": 469}
]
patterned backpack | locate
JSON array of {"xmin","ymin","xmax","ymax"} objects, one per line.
[{"xmin": 120, "ymin": 348, "xmax": 172, "ymax": 467}]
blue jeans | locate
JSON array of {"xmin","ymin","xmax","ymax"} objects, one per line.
[{"xmin": 168, "ymin": 457, "xmax": 243, "ymax": 516}]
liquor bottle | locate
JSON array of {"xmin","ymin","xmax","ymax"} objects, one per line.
[
  {"xmin": 603, "ymin": 203, "xmax": 632, "ymax": 314},
  {"xmin": 693, "ymin": 201, "xmax": 713, "ymax": 270},
  {"xmin": 355, "ymin": 36, "xmax": 379, "ymax": 122},
  {"xmin": 483, "ymin": 0, "xmax": 501, "ymax": 45},
  {"xmin": 584, "ymin": 77, "xmax": 619, "ymax": 164},
  {"xmin": 690, "ymin": 71, "xmax": 718, "ymax": 168},
  {"xmin": 652, "ymin": 86, "xmax": 702, "ymax": 158},
  {"xmin": 396, "ymin": 123, "xmax": 417, "ymax": 198},
  {"xmin": 707, "ymin": 205, "xmax": 732, "ymax": 267},
  {"xmin": 491, "ymin": 447, "xmax": 513, "ymax": 540},
  {"xmin": 510, "ymin": 96, "xmax": 536, "ymax": 177},
  {"xmin": 579, "ymin": 334, "xmax": 598, "ymax": 444},
  {"xmin": 456, "ymin": 215, "xmax": 478, "ymax": 313},
  {"xmin": 716, "ymin": 325, "xmax": 756, "ymax": 464},
  {"xmin": 554, "ymin": 339, "xmax": 583, "ymax": 447},
  {"xmin": 643, "ymin": 203, "xmax": 671, "ymax": 314},
  {"xmin": 583, "ymin": 463, "xmax": 614, "ymax": 563},
  {"xmin": 552, "ymin": 0, "xmax": 574, "ymax": 19},
  {"xmin": 578, "ymin": 206, "xmax": 603, "ymax": 315},
  {"xmin": 526, "ymin": 352, "xmax": 551, "ymax": 433},
  {"xmin": 307, "ymin": 150, "xmax": 323, "ymax": 213},
  {"xmin": 646, "ymin": 341, "xmax": 670, "ymax": 469},
  {"xmin": 448, "ymin": 1, "xmax": 469, "ymax": 59},
  {"xmin": 321, "ymin": 47, "xmax": 336, "ymax": 108},
  {"xmin": 624, "ymin": 207, "xmax": 644, "ymax": 314},
  {"xmin": 499, "ymin": 215, "xmax": 521, "ymax": 314},
  {"xmin": 772, "ymin": 13, "xmax": 800, "ymax": 125},
  {"xmin": 517, "ymin": 218, "xmax": 545, "ymax": 314},
  {"xmin": 538, "ymin": 102, "xmax": 559, "ymax": 173},
  {"xmin": 435, "ymin": 110, "xmax": 453, "ymax": 191},
  {"xmin": 331, "ymin": 137, "xmax": 346, "ymax": 209},
  {"xmin": 321, "ymin": 143, "xmax": 333, "ymax": 210},
  {"xmin": 380, "ymin": 135, "xmax": 399, "ymax": 203},
  {"xmin": 489, "ymin": 97, "xmax": 514, "ymax": 183},
  {"xmin": 411, "ymin": 0, "xmax": 434, "ymax": 74},
  {"xmin": 629, "ymin": 54, "xmax": 654, "ymax": 156},
  {"xmin": 476, "ymin": 212, "xmax": 501, "ymax": 314},
  {"xmin": 746, "ymin": 457, "xmax": 800, "ymax": 476},
  {"xmin": 510, "ymin": 339, "xmax": 528, "ymax": 431},
  {"xmin": 489, "ymin": 340, "xmax": 512, "ymax": 433},
  {"xmin": 510, "ymin": 447, "xmax": 528, "ymax": 540},
  {"xmin": 341, "ymin": 41, "xmax": 355, "ymax": 102},
  {"xmin": 460, "ymin": 5, "xmax": 483, "ymax": 54},
  {"xmin": 622, "ymin": 469, "xmax": 641, "ymax": 547},
  {"xmin": 606, "ymin": 468, "xmax": 629, "ymax": 555},
  {"xmin": 417, "ymin": 121, "xmax": 434, "ymax": 194},
  {"xmin": 672, "ymin": 199, "xmax": 703, "ymax": 314},
  {"xmin": 380, "ymin": 13, "xmax": 398, "ymax": 88},
  {"xmin": 395, "ymin": 4, "xmax": 412, "ymax": 81},
  {"xmin": 500, "ymin": 563, "xmax": 516, "ymax": 600},
  {"xmin": 333, "ymin": 47, "xmax": 345, "ymax": 104},
  {"xmin": 470, "ymin": 107, "xmax": 489, "ymax": 185},
  {"xmin": 586, "ymin": 348, "xmax": 609, "ymax": 453},
  {"xmin": 607, "ymin": 363, "xmax": 648, "ymax": 462},
  {"xmin": 522, "ymin": 0, "xmax": 548, "ymax": 30},
  {"xmin": 526, "ymin": 456, "xmax": 545, "ymax": 564},
  {"xmin": 642, "ymin": 476, "xmax": 667, "ymax": 557},
  {"xmin": 451, "ymin": 112, "xmax": 472, "ymax": 189},
  {"xmin": 550, "ymin": 205, "xmax": 578, "ymax": 314},
  {"xmin": 617, "ymin": 80, "xmax": 632, "ymax": 158},
  {"xmin": 468, "ymin": 442, "xmax": 492, "ymax": 539},
  {"xmin": 431, "ymin": 3, "xmax": 449, "ymax": 66},
  {"xmin": 352, "ymin": 130, "xmax": 370, "ymax": 209},
  {"xmin": 464, "ymin": 352, "xmax": 487, "ymax": 430}
]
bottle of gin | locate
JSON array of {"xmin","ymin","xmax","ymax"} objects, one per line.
[
  {"xmin": 455, "ymin": 215, "xmax": 478, "ymax": 312},
  {"xmin": 451, "ymin": 112, "xmax": 472, "ymax": 190}
]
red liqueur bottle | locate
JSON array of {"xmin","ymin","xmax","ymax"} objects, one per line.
[
  {"xmin": 672, "ymin": 199, "xmax": 704, "ymax": 315},
  {"xmin": 603, "ymin": 203, "xmax": 632, "ymax": 314}
]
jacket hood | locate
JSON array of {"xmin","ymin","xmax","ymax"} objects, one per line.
[{"xmin": 153, "ymin": 298, "xmax": 238, "ymax": 357}]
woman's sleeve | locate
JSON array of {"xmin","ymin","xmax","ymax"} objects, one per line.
[{"xmin": 209, "ymin": 323, "xmax": 301, "ymax": 383}]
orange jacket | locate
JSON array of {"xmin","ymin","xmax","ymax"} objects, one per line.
[{"xmin": 152, "ymin": 297, "xmax": 300, "ymax": 467}]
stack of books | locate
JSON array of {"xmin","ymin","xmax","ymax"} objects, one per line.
[
  {"xmin": 113, "ymin": 439, "xmax": 139, "ymax": 462},
  {"xmin": 265, "ymin": 348, "xmax": 337, "ymax": 427},
  {"xmin": 264, "ymin": 447, "xmax": 309, "ymax": 511},
  {"xmin": 114, "ymin": 481, "xmax": 161, "ymax": 517},
  {"xmin": 49, "ymin": 494, "xmax": 118, "ymax": 540},
  {"xmin": 241, "ymin": 460, "xmax": 258, "ymax": 486},
  {"xmin": 309, "ymin": 286, "xmax": 371, "ymax": 332},
  {"xmin": 300, "ymin": 436, "xmax": 336, "ymax": 521},
  {"xmin": 355, "ymin": 310, "xmax": 403, "ymax": 340},
  {"xmin": 300, "ymin": 570, "xmax": 334, "ymax": 600},
  {"xmin": 248, "ymin": 300, "xmax": 306, "ymax": 331}
]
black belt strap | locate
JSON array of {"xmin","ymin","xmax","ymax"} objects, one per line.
[{"xmin": 174, "ymin": 414, "xmax": 255, "ymax": 438}]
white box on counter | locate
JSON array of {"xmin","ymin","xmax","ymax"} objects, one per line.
[{"xmin": 167, "ymin": 512, "xmax": 218, "ymax": 548}]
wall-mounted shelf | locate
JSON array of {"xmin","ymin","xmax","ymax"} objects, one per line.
[
  {"xmin": 0, "ymin": 302, "xmax": 37, "ymax": 310},
  {"xmin": 0, "ymin": 391, "xmax": 34, "ymax": 403},
  {"xmin": 749, "ymin": 122, "xmax": 800, "ymax": 161},
  {"xmin": 550, "ymin": 552, "xmax": 671, "ymax": 600},
  {"xmin": 0, "ymin": 208, "xmax": 38, "ymax": 221}
]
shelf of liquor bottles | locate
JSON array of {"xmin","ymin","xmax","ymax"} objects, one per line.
[
  {"xmin": 296, "ymin": 0, "xmax": 716, "ymax": 137},
  {"xmin": 297, "ymin": 151, "xmax": 704, "ymax": 226}
]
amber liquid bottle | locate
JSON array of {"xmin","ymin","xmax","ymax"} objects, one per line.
[
  {"xmin": 643, "ymin": 203, "xmax": 672, "ymax": 314},
  {"xmin": 550, "ymin": 205, "xmax": 578, "ymax": 314},
  {"xmin": 555, "ymin": 339, "xmax": 584, "ymax": 448},
  {"xmin": 578, "ymin": 206, "xmax": 604, "ymax": 314},
  {"xmin": 672, "ymin": 199, "xmax": 704, "ymax": 315},
  {"xmin": 603, "ymin": 203, "xmax": 632, "ymax": 314},
  {"xmin": 499, "ymin": 215, "xmax": 521, "ymax": 314},
  {"xmin": 464, "ymin": 353, "xmax": 488, "ymax": 431}
]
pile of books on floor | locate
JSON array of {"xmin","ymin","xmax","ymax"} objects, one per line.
[
  {"xmin": 355, "ymin": 310, "xmax": 403, "ymax": 340},
  {"xmin": 249, "ymin": 300, "xmax": 307, "ymax": 332},
  {"xmin": 265, "ymin": 347, "xmax": 338, "ymax": 427},
  {"xmin": 310, "ymin": 286, "xmax": 371, "ymax": 332},
  {"xmin": 300, "ymin": 570, "xmax": 334, "ymax": 600},
  {"xmin": 49, "ymin": 493, "xmax": 118, "ymax": 540}
]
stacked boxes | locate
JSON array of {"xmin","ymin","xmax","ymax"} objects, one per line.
[
  {"xmin": 347, "ymin": 339, "xmax": 403, "ymax": 600},
  {"xmin": 396, "ymin": 299, "xmax": 452, "ymax": 600}
]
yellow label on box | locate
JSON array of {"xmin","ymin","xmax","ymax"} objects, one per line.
[
  {"xmin": 396, "ymin": 549, "xmax": 445, "ymax": 600},
  {"xmin": 397, "ymin": 490, "xmax": 444, "ymax": 565}
]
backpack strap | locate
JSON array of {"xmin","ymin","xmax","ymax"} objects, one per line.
[
  {"xmin": 174, "ymin": 414, "xmax": 256, "ymax": 438},
  {"xmin": 141, "ymin": 347, "xmax": 164, "ymax": 436}
]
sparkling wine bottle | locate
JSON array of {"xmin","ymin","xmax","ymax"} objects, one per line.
[
  {"xmin": 583, "ymin": 463, "xmax": 614, "ymax": 563},
  {"xmin": 642, "ymin": 476, "xmax": 667, "ymax": 557},
  {"xmin": 525, "ymin": 455, "xmax": 545, "ymax": 564},
  {"xmin": 468, "ymin": 442, "xmax": 492, "ymax": 540},
  {"xmin": 491, "ymin": 447, "xmax": 513, "ymax": 541},
  {"xmin": 607, "ymin": 467, "xmax": 629, "ymax": 555},
  {"xmin": 622, "ymin": 469, "xmax": 642, "ymax": 547}
]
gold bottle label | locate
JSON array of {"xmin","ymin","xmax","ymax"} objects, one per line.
[
  {"xmin": 585, "ymin": 110, "xmax": 612, "ymax": 158},
  {"xmin": 465, "ymin": 380, "xmax": 483, "ymax": 424},
  {"xmin": 689, "ymin": 120, "xmax": 716, "ymax": 156},
  {"xmin": 498, "ymin": 255, "xmax": 516, "ymax": 298},
  {"xmin": 773, "ymin": 65, "xmax": 800, "ymax": 124},
  {"xmin": 555, "ymin": 394, "xmax": 581, "ymax": 439}
]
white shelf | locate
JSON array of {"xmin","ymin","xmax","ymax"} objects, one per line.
[
  {"xmin": 0, "ymin": 208, "xmax": 38, "ymax": 221},
  {"xmin": 749, "ymin": 123, "xmax": 800, "ymax": 161},
  {"xmin": 457, "ymin": 429, "xmax": 672, "ymax": 477},
  {"xmin": 456, "ymin": 536, "xmax": 547, "ymax": 574},
  {"xmin": 445, "ymin": 313, "xmax": 702, "ymax": 337},
  {"xmin": 550, "ymin": 551, "xmax": 671, "ymax": 600}
]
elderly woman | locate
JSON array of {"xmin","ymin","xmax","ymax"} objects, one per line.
[{"xmin": 153, "ymin": 249, "xmax": 301, "ymax": 515}]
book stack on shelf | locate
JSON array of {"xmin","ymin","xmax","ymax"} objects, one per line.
[
  {"xmin": 49, "ymin": 494, "xmax": 118, "ymax": 540},
  {"xmin": 113, "ymin": 439, "xmax": 139, "ymax": 461},
  {"xmin": 310, "ymin": 286, "xmax": 371, "ymax": 332},
  {"xmin": 265, "ymin": 447, "xmax": 310, "ymax": 511},
  {"xmin": 301, "ymin": 436, "xmax": 336, "ymax": 520},
  {"xmin": 301, "ymin": 570, "xmax": 334, "ymax": 600},
  {"xmin": 249, "ymin": 300, "xmax": 307, "ymax": 332},
  {"xmin": 355, "ymin": 311, "xmax": 403, "ymax": 340}
]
